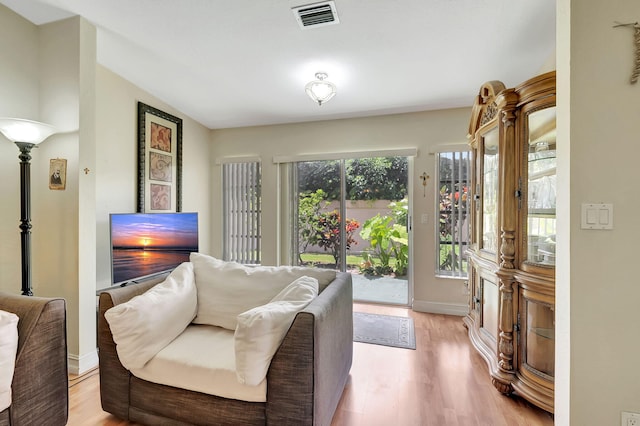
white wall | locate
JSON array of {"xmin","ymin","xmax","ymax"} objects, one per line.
[
  {"xmin": 95, "ymin": 65, "xmax": 212, "ymax": 289},
  {"xmin": 0, "ymin": 6, "xmax": 40, "ymax": 292},
  {"xmin": 211, "ymin": 109, "xmax": 471, "ymax": 313},
  {"xmin": 0, "ymin": 10, "xmax": 95, "ymax": 370},
  {"xmin": 0, "ymin": 8, "xmax": 212, "ymax": 373},
  {"xmin": 556, "ymin": 0, "xmax": 640, "ymax": 423},
  {"xmin": 33, "ymin": 16, "xmax": 97, "ymax": 373}
]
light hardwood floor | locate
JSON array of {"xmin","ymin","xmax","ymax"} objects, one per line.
[{"xmin": 68, "ymin": 304, "xmax": 554, "ymax": 426}]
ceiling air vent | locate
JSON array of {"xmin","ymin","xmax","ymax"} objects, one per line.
[{"xmin": 292, "ymin": 1, "xmax": 340, "ymax": 29}]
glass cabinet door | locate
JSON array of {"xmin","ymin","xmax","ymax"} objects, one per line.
[
  {"xmin": 481, "ymin": 128, "xmax": 499, "ymax": 254},
  {"xmin": 525, "ymin": 106, "xmax": 556, "ymax": 266},
  {"xmin": 522, "ymin": 297, "xmax": 555, "ymax": 378},
  {"xmin": 481, "ymin": 276, "xmax": 499, "ymax": 342}
]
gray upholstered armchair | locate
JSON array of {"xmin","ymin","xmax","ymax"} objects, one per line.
[{"xmin": 0, "ymin": 293, "xmax": 68, "ymax": 426}]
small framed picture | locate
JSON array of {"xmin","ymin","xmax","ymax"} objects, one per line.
[
  {"xmin": 49, "ymin": 158, "xmax": 67, "ymax": 190},
  {"xmin": 137, "ymin": 102, "xmax": 183, "ymax": 212}
]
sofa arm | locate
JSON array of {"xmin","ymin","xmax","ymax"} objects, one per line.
[
  {"xmin": 97, "ymin": 279, "xmax": 163, "ymax": 419},
  {"xmin": 0, "ymin": 293, "xmax": 68, "ymax": 426},
  {"xmin": 267, "ymin": 272, "xmax": 353, "ymax": 426}
]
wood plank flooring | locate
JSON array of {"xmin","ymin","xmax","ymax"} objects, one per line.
[{"xmin": 68, "ymin": 304, "xmax": 554, "ymax": 426}]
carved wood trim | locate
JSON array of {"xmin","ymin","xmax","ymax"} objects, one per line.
[
  {"xmin": 468, "ymin": 81, "xmax": 507, "ymax": 139},
  {"xmin": 496, "ymin": 90, "xmax": 518, "ymax": 270},
  {"xmin": 481, "ymin": 102, "xmax": 499, "ymax": 126},
  {"xmin": 492, "ymin": 378, "xmax": 513, "ymax": 395},
  {"xmin": 515, "ymin": 71, "xmax": 556, "ymax": 106},
  {"xmin": 497, "ymin": 275, "xmax": 515, "ymax": 372},
  {"xmin": 500, "ymin": 229, "xmax": 516, "ymax": 270}
]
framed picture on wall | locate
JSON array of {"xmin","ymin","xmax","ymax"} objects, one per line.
[
  {"xmin": 137, "ymin": 101, "xmax": 183, "ymax": 212},
  {"xmin": 49, "ymin": 158, "xmax": 67, "ymax": 190}
]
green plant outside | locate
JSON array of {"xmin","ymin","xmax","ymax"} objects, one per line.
[
  {"xmin": 358, "ymin": 200, "xmax": 409, "ymax": 277},
  {"xmin": 438, "ymin": 244, "xmax": 468, "ymax": 274},
  {"xmin": 297, "ymin": 189, "xmax": 329, "ymax": 263},
  {"xmin": 296, "ymin": 189, "xmax": 409, "ymax": 276}
]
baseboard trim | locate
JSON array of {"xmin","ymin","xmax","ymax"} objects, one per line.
[
  {"xmin": 412, "ymin": 300, "xmax": 469, "ymax": 316},
  {"xmin": 68, "ymin": 349, "xmax": 99, "ymax": 375}
]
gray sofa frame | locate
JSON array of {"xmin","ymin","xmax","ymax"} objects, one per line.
[
  {"xmin": 0, "ymin": 293, "xmax": 68, "ymax": 426},
  {"xmin": 98, "ymin": 271, "xmax": 353, "ymax": 426}
]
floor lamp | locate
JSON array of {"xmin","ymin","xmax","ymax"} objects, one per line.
[{"xmin": 0, "ymin": 118, "xmax": 57, "ymax": 296}]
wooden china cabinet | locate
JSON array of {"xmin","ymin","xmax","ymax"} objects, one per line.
[{"xmin": 463, "ymin": 71, "xmax": 556, "ymax": 413}]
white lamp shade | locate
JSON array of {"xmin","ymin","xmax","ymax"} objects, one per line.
[
  {"xmin": 0, "ymin": 118, "xmax": 57, "ymax": 144},
  {"xmin": 305, "ymin": 73, "xmax": 337, "ymax": 106}
]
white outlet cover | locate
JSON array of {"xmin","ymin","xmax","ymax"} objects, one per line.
[{"xmin": 621, "ymin": 411, "xmax": 640, "ymax": 426}]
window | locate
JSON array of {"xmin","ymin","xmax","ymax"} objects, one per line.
[
  {"xmin": 437, "ymin": 150, "xmax": 471, "ymax": 277},
  {"xmin": 222, "ymin": 161, "xmax": 261, "ymax": 264}
]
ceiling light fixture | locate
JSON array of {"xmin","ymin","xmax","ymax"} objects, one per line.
[{"xmin": 305, "ymin": 72, "xmax": 336, "ymax": 106}]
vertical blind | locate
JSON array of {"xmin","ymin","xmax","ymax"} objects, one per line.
[
  {"xmin": 437, "ymin": 150, "xmax": 471, "ymax": 277},
  {"xmin": 222, "ymin": 162, "xmax": 261, "ymax": 264}
]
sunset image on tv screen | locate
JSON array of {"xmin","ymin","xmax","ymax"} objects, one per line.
[{"xmin": 110, "ymin": 212, "xmax": 198, "ymax": 284}]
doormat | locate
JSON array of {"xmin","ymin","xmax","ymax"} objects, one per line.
[{"xmin": 353, "ymin": 312, "xmax": 416, "ymax": 350}]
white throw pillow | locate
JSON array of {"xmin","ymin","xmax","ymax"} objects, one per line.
[
  {"xmin": 234, "ymin": 275, "xmax": 319, "ymax": 386},
  {"xmin": 105, "ymin": 262, "xmax": 197, "ymax": 370},
  {"xmin": 190, "ymin": 252, "xmax": 335, "ymax": 330},
  {"xmin": 0, "ymin": 309, "xmax": 19, "ymax": 411}
]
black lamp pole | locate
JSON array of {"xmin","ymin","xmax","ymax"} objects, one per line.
[
  {"xmin": 0, "ymin": 117, "xmax": 56, "ymax": 296},
  {"xmin": 16, "ymin": 142, "xmax": 35, "ymax": 296}
]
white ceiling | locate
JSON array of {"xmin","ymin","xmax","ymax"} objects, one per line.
[{"xmin": 1, "ymin": 0, "xmax": 556, "ymax": 129}]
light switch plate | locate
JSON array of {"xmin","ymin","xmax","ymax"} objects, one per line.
[{"xmin": 581, "ymin": 203, "xmax": 613, "ymax": 230}]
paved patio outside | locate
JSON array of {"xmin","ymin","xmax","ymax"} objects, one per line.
[{"xmin": 351, "ymin": 273, "xmax": 408, "ymax": 305}]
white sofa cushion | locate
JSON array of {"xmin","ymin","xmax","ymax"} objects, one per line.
[
  {"xmin": 105, "ymin": 262, "xmax": 197, "ymax": 370},
  {"xmin": 0, "ymin": 309, "xmax": 19, "ymax": 412},
  {"xmin": 235, "ymin": 275, "xmax": 319, "ymax": 386},
  {"xmin": 190, "ymin": 252, "xmax": 335, "ymax": 330},
  {"xmin": 131, "ymin": 324, "xmax": 267, "ymax": 402}
]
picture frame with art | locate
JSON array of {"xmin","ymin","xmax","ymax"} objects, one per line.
[
  {"xmin": 137, "ymin": 102, "xmax": 183, "ymax": 212},
  {"xmin": 49, "ymin": 158, "xmax": 67, "ymax": 190}
]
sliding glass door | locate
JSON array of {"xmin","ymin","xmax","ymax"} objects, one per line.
[{"xmin": 292, "ymin": 156, "xmax": 410, "ymax": 305}]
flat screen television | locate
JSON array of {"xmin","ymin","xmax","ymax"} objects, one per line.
[{"xmin": 109, "ymin": 212, "xmax": 198, "ymax": 285}]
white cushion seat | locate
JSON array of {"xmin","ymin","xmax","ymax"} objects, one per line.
[{"xmin": 131, "ymin": 324, "xmax": 267, "ymax": 402}]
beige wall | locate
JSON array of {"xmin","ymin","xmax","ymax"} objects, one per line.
[
  {"xmin": 556, "ymin": 0, "xmax": 640, "ymax": 423},
  {"xmin": 0, "ymin": 14, "xmax": 94, "ymax": 371},
  {"xmin": 95, "ymin": 66, "xmax": 212, "ymax": 290},
  {"xmin": 211, "ymin": 109, "xmax": 471, "ymax": 313},
  {"xmin": 0, "ymin": 8, "xmax": 212, "ymax": 373},
  {"xmin": 0, "ymin": 6, "xmax": 40, "ymax": 292},
  {"xmin": 34, "ymin": 16, "xmax": 97, "ymax": 373}
]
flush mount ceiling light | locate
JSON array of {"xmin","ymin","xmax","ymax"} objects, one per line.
[{"xmin": 305, "ymin": 72, "xmax": 337, "ymax": 106}]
